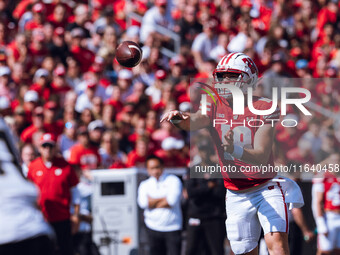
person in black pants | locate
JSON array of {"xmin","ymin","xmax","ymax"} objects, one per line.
[
  {"xmin": 185, "ymin": 140, "xmax": 226, "ymax": 255},
  {"xmin": 0, "ymin": 235, "xmax": 55, "ymax": 255},
  {"xmin": 137, "ymin": 155, "xmax": 183, "ymax": 255}
]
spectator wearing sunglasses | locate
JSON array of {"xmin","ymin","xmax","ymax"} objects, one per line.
[{"xmin": 27, "ymin": 133, "xmax": 80, "ymax": 255}]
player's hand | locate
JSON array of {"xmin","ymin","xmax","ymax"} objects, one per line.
[
  {"xmin": 160, "ymin": 110, "xmax": 189, "ymax": 123},
  {"xmin": 222, "ymin": 130, "xmax": 234, "ymax": 153}
]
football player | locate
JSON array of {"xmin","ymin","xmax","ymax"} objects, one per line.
[
  {"xmin": 313, "ymin": 153, "xmax": 340, "ymax": 255},
  {"xmin": 161, "ymin": 52, "xmax": 303, "ymax": 255},
  {"xmin": 0, "ymin": 118, "xmax": 54, "ymax": 254}
]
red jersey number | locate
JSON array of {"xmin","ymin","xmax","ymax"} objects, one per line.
[{"xmin": 326, "ymin": 182, "xmax": 340, "ymax": 207}]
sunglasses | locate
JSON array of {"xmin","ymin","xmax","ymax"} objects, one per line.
[
  {"xmin": 42, "ymin": 143, "xmax": 55, "ymax": 148},
  {"xmin": 216, "ymin": 72, "xmax": 241, "ymax": 81}
]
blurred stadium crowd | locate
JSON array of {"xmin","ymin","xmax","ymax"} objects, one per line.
[
  {"xmin": 0, "ymin": 0, "xmax": 337, "ymax": 170},
  {"xmin": 0, "ymin": 0, "xmax": 339, "ymax": 254}
]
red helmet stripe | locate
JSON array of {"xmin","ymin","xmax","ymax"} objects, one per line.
[
  {"xmin": 220, "ymin": 55, "xmax": 228, "ymax": 66},
  {"xmin": 225, "ymin": 52, "xmax": 236, "ymax": 65}
]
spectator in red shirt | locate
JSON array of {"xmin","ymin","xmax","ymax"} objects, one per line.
[
  {"xmin": 21, "ymin": 106, "xmax": 45, "ymax": 143},
  {"xmin": 7, "ymin": 33, "xmax": 30, "ymax": 69},
  {"xmin": 65, "ymin": 4, "xmax": 91, "ymax": 41},
  {"xmin": 50, "ymin": 65, "xmax": 71, "ymax": 103},
  {"xmin": 43, "ymin": 101, "xmax": 64, "ymax": 137},
  {"xmin": 69, "ymin": 28, "xmax": 95, "ymax": 73},
  {"xmin": 68, "ymin": 126, "xmax": 101, "ymax": 170},
  {"xmin": 105, "ymin": 85, "xmax": 123, "ymax": 113},
  {"xmin": 155, "ymin": 137, "xmax": 187, "ymax": 167},
  {"xmin": 47, "ymin": 3, "xmax": 68, "ymax": 28},
  {"xmin": 27, "ymin": 133, "xmax": 80, "ymax": 255},
  {"xmin": 316, "ymin": 0, "xmax": 338, "ymax": 39},
  {"xmin": 30, "ymin": 68, "xmax": 50, "ymax": 101},
  {"xmin": 13, "ymin": 0, "xmax": 35, "ymax": 20},
  {"xmin": 29, "ymin": 28, "xmax": 49, "ymax": 68},
  {"xmin": 126, "ymin": 136, "xmax": 149, "ymax": 168},
  {"xmin": 25, "ymin": 3, "xmax": 46, "ymax": 31}
]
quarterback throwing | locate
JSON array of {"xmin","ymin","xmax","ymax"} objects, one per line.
[{"xmin": 161, "ymin": 52, "xmax": 304, "ymax": 255}]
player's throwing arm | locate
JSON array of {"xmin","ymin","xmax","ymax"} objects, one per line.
[{"xmin": 160, "ymin": 110, "xmax": 210, "ymax": 131}]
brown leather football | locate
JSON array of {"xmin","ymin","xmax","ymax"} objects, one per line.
[{"xmin": 115, "ymin": 41, "xmax": 142, "ymax": 68}]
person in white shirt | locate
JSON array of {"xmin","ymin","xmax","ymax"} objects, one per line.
[
  {"xmin": 191, "ymin": 18, "xmax": 218, "ymax": 70},
  {"xmin": 138, "ymin": 155, "xmax": 182, "ymax": 255},
  {"xmin": 139, "ymin": 0, "xmax": 173, "ymax": 43},
  {"xmin": 75, "ymin": 83, "xmax": 97, "ymax": 113}
]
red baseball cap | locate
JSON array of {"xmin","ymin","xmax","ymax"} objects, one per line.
[
  {"xmin": 53, "ymin": 66, "xmax": 66, "ymax": 76},
  {"xmin": 54, "ymin": 27, "xmax": 65, "ymax": 36},
  {"xmin": 89, "ymin": 65, "xmax": 103, "ymax": 73},
  {"xmin": 87, "ymin": 81, "xmax": 97, "ymax": 89},
  {"xmin": 155, "ymin": 69, "xmax": 167, "ymax": 80},
  {"xmin": 44, "ymin": 101, "xmax": 58, "ymax": 110},
  {"xmin": 241, "ymin": 0, "xmax": 252, "ymax": 8},
  {"xmin": 40, "ymin": 133, "xmax": 56, "ymax": 145},
  {"xmin": 33, "ymin": 3, "xmax": 45, "ymax": 13},
  {"xmin": 155, "ymin": 0, "xmax": 167, "ymax": 6}
]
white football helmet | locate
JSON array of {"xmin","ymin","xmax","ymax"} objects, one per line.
[{"xmin": 213, "ymin": 52, "xmax": 259, "ymax": 97}]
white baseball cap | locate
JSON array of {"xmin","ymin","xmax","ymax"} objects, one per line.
[
  {"xmin": 88, "ymin": 119, "xmax": 104, "ymax": 131},
  {"xmin": 34, "ymin": 68, "xmax": 49, "ymax": 79},
  {"xmin": 0, "ymin": 66, "xmax": 11, "ymax": 76},
  {"xmin": 161, "ymin": 137, "xmax": 185, "ymax": 151},
  {"xmin": 24, "ymin": 90, "xmax": 39, "ymax": 102},
  {"xmin": 0, "ymin": 96, "xmax": 10, "ymax": 109},
  {"xmin": 118, "ymin": 69, "xmax": 133, "ymax": 80}
]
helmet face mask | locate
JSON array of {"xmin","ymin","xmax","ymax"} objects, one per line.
[{"xmin": 213, "ymin": 52, "xmax": 258, "ymax": 98}]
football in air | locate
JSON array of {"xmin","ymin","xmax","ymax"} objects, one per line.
[{"xmin": 115, "ymin": 41, "xmax": 143, "ymax": 68}]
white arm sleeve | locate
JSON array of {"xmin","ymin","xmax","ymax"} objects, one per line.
[
  {"xmin": 166, "ymin": 176, "xmax": 182, "ymax": 207},
  {"xmin": 137, "ymin": 182, "xmax": 148, "ymax": 209}
]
